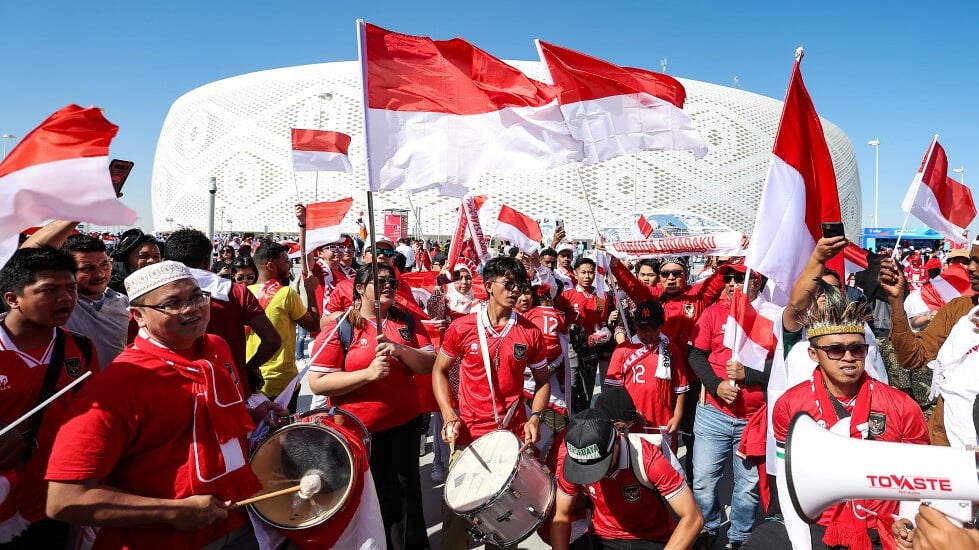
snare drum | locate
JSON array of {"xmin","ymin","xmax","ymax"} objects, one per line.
[
  {"xmin": 249, "ymin": 407, "xmax": 370, "ymax": 529},
  {"xmin": 444, "ymin": 430, "xmax": 555, "ymax": 546}
]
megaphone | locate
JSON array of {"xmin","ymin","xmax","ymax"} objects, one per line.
[{"xmin": 785, "ymin": 412, "xmax": 979, "ymax": 523}]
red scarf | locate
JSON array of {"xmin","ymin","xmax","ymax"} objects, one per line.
[
  {"xmin": 811, "ymin": 369, "xmax": 895, "ymax": 550},
  {"xmin": 253, "ymin": 279, "xmax": 283, "ymax": 310},
  {"xmin": 129, "ymin": 334, "xmax": 261, "ymax": 501}
]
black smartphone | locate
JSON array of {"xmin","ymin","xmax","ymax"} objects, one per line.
[
  {"xmin": 821, "ymin": 222, "xmax": 845, "ymax": 239},
  {"xmin": 108, "ymin": 159, "xmax": 134, "ymax": 194}
]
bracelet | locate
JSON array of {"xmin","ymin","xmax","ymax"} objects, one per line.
[
  {"xmin": 298, "ymin": 223, "xmax": 306, "ymax": 227},
  {"xmin": 530, "ymin": 411, "xmax": 545, "ymax": 420}
]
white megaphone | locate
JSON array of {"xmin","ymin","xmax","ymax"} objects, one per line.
[{"xmin": 785, "ymin": 412, "xmax": 979, "ymax": 523}]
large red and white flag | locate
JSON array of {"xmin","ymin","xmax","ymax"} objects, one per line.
[
  {"xmin": 291, "ymin": 129, "xmax": 353, "ymax": 173},
  {"xmin": 537, "ymin": 40, "xmax": 708, "ymax": 163},
  {"xmin": 631, "ymin": 214, "xmax": 656, "ymax": 240},
  {"xmin": 305, "ymin": 197, "xmax": 354, "ymax": 253},
  {"xmin": 493, "ymin": 204, "xmax": 543, "ymax": 254},
  {"xmin": 723, "ymin": 289, "xmax": 776, "ymax": 372},
  {"xmin": 744, "ymin": 51, "xmax": 843, "ymax": 305},
  {"xmin": 920, "ymin": 263, "xmax": 974, "ymax": 310},
  {"xmin": 359, "ymin": 22, "xmax": 581, "ymax": 198},
  {"xmin": 0, "ymin": 105, "xmax": 137, "ymax": 265},
  {"xmin": 901, "ymin": 136, "xmax": 976, "ymax": 245}
]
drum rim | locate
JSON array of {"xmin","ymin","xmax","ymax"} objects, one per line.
[
  {"xmin": 472, "ymin": 477, "xmax": 557, "ymax": 547},
  {"xmin": 444, "ymin": 430, "xmax": 522, "ymax": 513},
  {"xmin": 248, "ymin": 420, "xmax": 357, "ymax": 530}
]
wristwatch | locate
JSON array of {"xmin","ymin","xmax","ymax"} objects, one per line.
[{"xmin": 530, "ymin": 411, "xmax": 545, "ymax": 421}]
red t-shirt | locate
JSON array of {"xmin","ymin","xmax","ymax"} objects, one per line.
[
  {"xmin": 690, "ymin": 301, "xmax": 766, "ymax": 418},
  {"xmin": 311, "ymin": 260, "xmax": 350, "ymax": 315},
  {"xmin": 560, "ymin": 286, "xmax": 611, "ymax": 332},
  {"xmin": 309, "ymin": 313, "xmax": 434, "ymax": 432},
  {"xmin": 0, "ymin": 327, "xmax": 98, "ymax": 522},
  {"xmin": 604, "ymin": 338, "xmax": 689, "ymax": 428},
  {"xmin": 523, "ymin": 306, "xmax": 567, "ymax": 364},
  {"xmin": 439, "ymin": 311, "xmax": 547, "ymax": 446},
  {"xmin": 324, "ymin": 278, "xmax": 355, "ymax": 315},
  {"xmin": 772, "ymin": 373, "xmax": 929, "ymax": 529},
  {"xmin": 207, "ymin": 282, "xmax": 266, "ymax": 394},
  {"xmin": 556, "ymin": 435, "xmax": 686, "ymax": 542},
  {"xmin": 46, "ymin": 337, "xmax": 250, "ymax": 550}
]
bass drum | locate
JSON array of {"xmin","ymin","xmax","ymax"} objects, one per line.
[{"xmin": 249, "ymin": 407, "xmax": 370, "ymax": 529}]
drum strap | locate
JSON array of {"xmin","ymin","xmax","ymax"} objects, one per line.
[{"xmin": 475, "ymin": 305, "xmax": 501, "ymax": 428}]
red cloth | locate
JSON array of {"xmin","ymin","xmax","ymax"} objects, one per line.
[
  {"xmin": 560, "ymin": 286, "xmax": 611, "ymax": 332},
  {"xmin": 736, "ymin": 405, "xmax": 771, "ymax": 512}
]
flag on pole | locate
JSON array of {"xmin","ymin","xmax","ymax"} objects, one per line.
[
  {"xmin": 744, "ymin": 50, "xmax": 843, "ymax": 305},
  {"xmin": 492, "ymin": 204, "xmax": 543, "ymax": 254},
  {"xmin": 291, "ymin": 129, "xmax": 353, "ymax": 173},
  {"xmin": 0, "ymin": 104, "xmax": 138, "ymax": 266},
  {"xmin": 901, "ymin": 136, "xmax": 976, "ymax": 245},
  {"xmin": 358, "ymin": 21, "xmax": 582, "ymax": 198},
  {"xmin": 919, "ymin": 263, "xmax": 974, "ymax": 310},
  {"xmin": 723, "ymin": 289, "xmax": 776, "ymax": 371},
  {"xmin": 631, "ymin": 214, "xmax": 656, "ymax": 240},
  {"xmin": 536, "ymin": 40, "xmax": 708, "ymax": 163},
  {"xmin": 305, "ymin": 198, "xmax": 354, "ymax": 252}
]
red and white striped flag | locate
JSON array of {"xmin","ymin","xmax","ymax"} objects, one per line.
[
  {"xmin": 359, "ymin": 22, "xmax": 581, "ymax": 198},
  {"xmin": 723, "ymin": 289, "xmax": 776, "ymax": 372},
  {"xmin": 631, "ymin": 214, "xmax": 656, "ymax": 240},
  {"xmin": 744, "ymin": 51, "xmax": 843, "ymax": 305},
  {"xmin": 537, "ymin": 40, "xmax": 708, "ymax": 163},
  {"xmin": 291, "ymin": 129, "xmax": 352, "ymax": 173},
  {"xmin": 920, "ymin": 263, "xmax": 974, "ymax": 310},
  {"xmin": 843, "ymin": 242, "xmax": 870, "ymax": 280},
  {"xmin": 0, "ymin": 105, "xmax": 138, "ymax": 265},
  {"xmin": 493, "ymin": 204, "xmax": 543, "ymax": 254},
  {"xmin": 279, "ymin": 239, "xmax": 302, "ymax": 259},
  {"xmin": 305, "ymin": 198, "xmax": 353, "ymax": 253},
  {"xmin": 901, "ymin": 136, "xmax": 976, "ymax": 245}
]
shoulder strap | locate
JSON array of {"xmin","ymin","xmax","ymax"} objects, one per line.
[
  {"xmin": 24, "ymin": 329, "xmax": 68, "ymax": 445},
  {"xmin": 68, "ymin": 330, "xmax": 94, "ymax": 368},
  {"xmin": 626, "ymin": 433, "xmax": 659, "ymax": 491},
  {"xmin": 338, "ymin": 317, "xmax": 354, "ymax": 354}
]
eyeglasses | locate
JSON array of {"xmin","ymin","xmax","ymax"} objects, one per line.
[
  {"xmin": 136, "ymin": 291, "xmax": 211, "ymax": 315},
  {"xmin": 367, "ymin": 248, "xmax": 397, "ymax": 257},
  {"xmin": 323, "ymin": 245, "xmax": 349, "ymax": 253},
  {"xmin": 812, "ymin": 343, "xmax": 869, "ymax": 360},
  {"xmin": 723, "ymin": 274, "xmax": 746, "ymax": 284},
  {"xmin": 660, "ymin": 269, "xmax": 685, "ymax": 279},
  {"xmin": 234, "ymin": 274, "xmax": 256, "ymax": 282},
  {"xmin": 491, "ymin": 279, "xmax": 530, "ymax": 293},
  {"xmin": 369, "ymin": 276, "xmax": 400, "ymax": 290}
]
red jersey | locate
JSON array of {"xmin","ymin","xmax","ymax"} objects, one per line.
[
  {"xmin": 690, "ymin": 301, "xmax": 766, "ymax": 418},
  {"xmin": 46, "ymin": 336, "xmax": 252, "ymax": 550},
  {"xmin": 561, "ymin": 286, "xmax": 611, "ymax": 332},
  {"xmin": 604, "ymin": 337, "xmax": 689, "ymax": 428},
  {"xmin": 0, "ymin": 326, "xmax": 97, "ymax": 522},
  {"xmin": 309, "ymin": 313, "xmax": 434, "ymax": 432},
  {"xmin": 439, "ymin": 310, "xmax": 547, "ymax": 446},
  {"xmin": 324, "ymin": 278, "xmax": 356, "ymax": 315},
  {"xmin": 772, "ymin": 373, "xmax": 928, "ymax": 530},
  {"xmin": 523, "ymin": 306, "xmax": 567, "ymax": 364},
  {"xmin": 556, "ymin": 435, "xmax": 686, "ymax": 542},
  {"xmin": 311, "ymin": 260, "xmax": 351, "ymax": 315},
  {"xmin": 206, "ymin": 282, "xmax": 266, "ymax": 395}
]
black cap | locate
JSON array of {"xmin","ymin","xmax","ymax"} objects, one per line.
[
  {"xmin": 594, "ymin": 387, "xmax": 637, "ymax": 423},
  {"xmin": 634, "ymin": 300, "xmax": 664, "ymax": 327},
  {"xmin": 563, "ymin": 409, "xmax": 617, "ymax": 485}
]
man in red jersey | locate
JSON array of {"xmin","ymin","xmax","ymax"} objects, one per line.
[
  {"xmin": 433, "ymin": 256, "xmax": 551, "ymax": 550},
  {"xmin": 46, "ymin": 261, "xmax": 264, "ymax": 550},
  {"xmin": 561, "ymin": 256, "xmax": 614, "ymax": 413}
]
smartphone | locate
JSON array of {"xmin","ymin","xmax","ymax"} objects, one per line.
[
  {"xmin": 108, "ymin": 159, "xmax": 134, "ymax": 194},
  {"xmin": 821, "ymin": 222, "xmax": 845, "ymax": 239}
]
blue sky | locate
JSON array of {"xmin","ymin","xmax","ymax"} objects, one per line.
[{"xmin": 2, "ymin": 1, "xmax": 976, "ymax": 234}]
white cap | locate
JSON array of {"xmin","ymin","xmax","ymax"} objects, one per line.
[{"xmin": 125, "ymin": 260, "xmax": 195, "ymax": 301}]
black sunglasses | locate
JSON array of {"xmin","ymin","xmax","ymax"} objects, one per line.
[{"xmin": 812, "ymin": 343, "xmax": 869, "ymax": 360}]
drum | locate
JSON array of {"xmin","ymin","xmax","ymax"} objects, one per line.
[
  {"xmin": 248, "ymin": 407, "xmax": 370, "ymax": 529},
  {"xmin": 444, "ymin": 430, "xmax": 556, "ymax": 546}
]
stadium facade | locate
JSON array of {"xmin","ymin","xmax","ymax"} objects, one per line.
[{"xmin": 151, "ymin": 61, "xmax": 861, "ymax": 240}]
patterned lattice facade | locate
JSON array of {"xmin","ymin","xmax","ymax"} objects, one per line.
[{"xmin": 152, "ymin": 61, "xmax": 861, "ymax": 240}]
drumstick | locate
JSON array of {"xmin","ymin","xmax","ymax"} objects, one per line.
[
  {"xmin": 468, "ymin": 445, "xmax": 493, "ymax": 473},
  {"xmin": 229, "ymin": 471, "xmax": 323, "ymax": 509},
  {"xmin": 519, "ymin": 440, "xmax": 534, "ymax": 454},
  {"xmin": 229, "ymin": 485, "xmax": 303, "ymax": 509}
]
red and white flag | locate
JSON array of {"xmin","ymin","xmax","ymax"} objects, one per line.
[
  {"xmin": 291, "ymin": 129, "xmax": 352, "ymax": 173},
  {"xmin": 305, "ymin": 198, "xmax": 354, "ymax": 253},
  {"xmin": 631, "ymin": 214, "xmax": 656, "ymax": 240},
  {"xmin": 843, "ymin": 242, "xmax": 870, "ymax": 280},
  {"xmin": 359, "ymin": 22, "xmax": 581, "ymax": 198},
  {"xmin": 0, "ymin": 105, "xmax": 138, "ymax": 265},
  {"xmin": 279, "ymin": 239, "xmax": 302, "ymax": 259},
  {"xmin": 901, "ymin": 136, "xmax": 976, "ymax": 245},
  {"xmin": 723, "ymin": 289, "xmax": 776, "ymax": 372},
  {"xmin": 920, "ymin": 263, "xmax": 974, "ymax": 310},
  {"xmin": 537, "ymin": 40, "xmax": 708, "ymax": 163},
  {"xmin": 493, "ymin": 204, "xmax": 543, "ymax": 254},
  {"xmin": 744, "ymin": 51, "xmax": 843, "ymax": 305}
]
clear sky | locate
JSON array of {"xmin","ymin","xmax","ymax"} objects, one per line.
[{"xmin": 2, "ymin": 1, "xmax": 977, "ymax": 235}]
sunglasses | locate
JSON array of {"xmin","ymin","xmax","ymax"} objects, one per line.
[
  {"xmin": 324, "ymin": 245, "xmax": 349, "ymax": 253},
  {"xmin": 369, "ymin": 276, "xmax": 400, "ymax": 290},
  {"xmin": 492, "ymin": 279, "xmax": 530, "ymax": 293},
  {"xmin": 660, "ymin": 269, "xmax": 685, "ymax": 279},
  {"xmin": 724, "ymin": 274, "xmax": 746, "ymax": 284},
  {"xmin": 368, "ymin": 248, "xmax": 397, "ymax": 257},
  {"xmin": 812, "ymin": 343, "xmax": 869, "ymax": 360}
]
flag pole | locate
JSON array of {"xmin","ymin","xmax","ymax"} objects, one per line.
[
  {"xmin": 893, "ymin": 134, "xmax": 939, "ymax": 259},
  {"xmin": 574, "ymin": 166, "xmax": 603, "ymax": 241},
  {"xmin": 357, "ymin": 19, "xmax": 381, "ymax": 334}
]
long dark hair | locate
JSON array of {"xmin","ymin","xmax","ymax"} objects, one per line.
[{"xmin": 348, "ymin": 263, "xmax": 404, "ymax": 329}]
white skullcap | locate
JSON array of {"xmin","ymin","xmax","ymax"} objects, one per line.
[
  {"xmin": 125, "ymin": 260, "xmax": 195, "ymax": 301},
  {"xmin": 556, "ymin": 242, "xmax": 575, "ymax": 254}
]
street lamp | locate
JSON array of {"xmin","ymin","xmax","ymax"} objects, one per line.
[
  {"xmin": 312, "ymin": 92, "xmax": 334, "ymax": 202},
  {"xmin": 868, "ymin": 139, "xmax": 880, "ymax": 228},
  {"xmin": 2, "ymin": 134, "xmax": 17, "ymax": 157},
  {"xmin": 165, "ymin": 217, "xmax": 174, "ymax": 230},
  {"xmin": 954, "ymin": 167, "xmax": 966, "ymax": 185}
]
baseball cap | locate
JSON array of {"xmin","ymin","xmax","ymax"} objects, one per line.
[
  {"xmin": 594, "ymin": 387, "xmax": 637, "ymax": 423},
  {"xmin": 633, "ymin": 300, "xmax": 664, "ymax": 327},
  {"xmin": 563, "ymin": 409, "xmax": 618, "ymax": 485},
  {"xmin": 947, "ymin": 248, "xmax": 970, "ymax": 261}
]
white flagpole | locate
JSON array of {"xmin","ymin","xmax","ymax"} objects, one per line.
[
  {"xmin": 574, "ymin": 165, "xmax": 603, "ymax": 240},
  {"xmin": 357, "ymin": 19, "xmax": 382, "ymax": 333},
  {"xmin": 0, "ymin": 371, "xmax": 93, "ymax": 437}
]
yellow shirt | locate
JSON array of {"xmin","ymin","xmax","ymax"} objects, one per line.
[{"xmin": 245, "ymin": 284, "xmax": 307, "ymax": 397}]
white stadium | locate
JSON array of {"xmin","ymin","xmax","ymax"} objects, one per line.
[{"xmin": 151, "ymin": 60, "xmax": 861, "ymax": 241}]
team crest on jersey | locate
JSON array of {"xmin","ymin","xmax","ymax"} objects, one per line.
[
  {"xmin": 513, "ymin": 343, "xmax": 527, "ymax": 360},
  {"xmin": 398, "ymin": 327, "xmax": 412, "ymax": 342},
  {"xmin": 683, "ymin": 304, "xmax": 695, "ymax": 318},
  {"xmin": 63, "ymin": 357, "xmax": 83, "ymax": 378},
  {"xmin": 359, "ymin": 338, "xmax": 369, "ymax": 347},
  {"xmin": 868, "ymin": 412, "xmax": 887, "ymax": 438},
  {"xmin": 623, "ymin": 484, "xmax": 641, "ymax": 503},
  {"xmin": 470, "ymin": 343, "xmax": 479, "ymax": 353}
]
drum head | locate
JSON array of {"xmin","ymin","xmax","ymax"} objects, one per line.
[
  {"xmin": 249, "ymin": 422, "xmax": 355, "ymax": 529},
  {"xmin": 445, "ymin": 430, "xmax": 519, "ymax": 512}
]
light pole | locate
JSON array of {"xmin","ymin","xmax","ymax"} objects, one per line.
[
  {"xmin": 313, "ymin": 92, "xmax": 333, "ymax": 202},
  {"xmin": 2, "ymin": 134, "xmax": 17, "ymax": 157},
  {"xmin": 219, "ymin": 207, "xmax": 226, "ymax": 234},
  {"xmin": 868, "ymin": 139, "xmax": 880, "ymax": 228},
  {"xmin": 165, "ymin": 217, "xmax": 174, "ymax": 230},
  {"xmin": 207, "ymin": 177, "xmax": 217, "ymax": 241},
  {"xmin": 954, "ymin": 167, "xmax": 966, "ymax": 185}
]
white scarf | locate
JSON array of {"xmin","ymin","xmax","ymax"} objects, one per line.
[
  {"xmin": 627, "ymin": 333, "xmax": 671, "ymax": 380},
  {"xmin": 445, "ymin": 281, "xmax": 477, "ymax": 315},
  {"xmin": 929, "ymin": 304, "xmax": 979, "ymax": 448}
]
